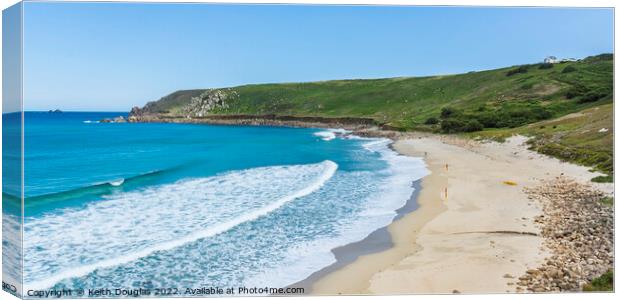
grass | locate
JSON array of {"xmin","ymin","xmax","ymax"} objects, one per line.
[
  {"xmin": 599, "ymin": 197, "xmax": 614, "ymax": 206},
  {"xmin": 583, "ymin": 270, "xmax": 614, "ymax": 292},
  {"xmin": 468, "ymin": 103, "xmax": 613, "ymax": 181},
  {"xmin": 140, "ymin": 54, "xmax": 613, "ymax": 179},
  {"xmin": 142, "ymin": 54, "xmax": 612, "ymax": 131}
]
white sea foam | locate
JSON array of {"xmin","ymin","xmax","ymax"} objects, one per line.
[
  {"xmin": 23, "ymin": 129, "xmax": 429, "ymax": 291},
  {"xmin": 313, "ymin": 128, "xmax": 351, "ymax": 141},
  {"xmin": 82, "ymin": 120, "xmax": 99, "ymax": 124},
  {"xmin": 24, "ymin": 161, "xmax": 338, "ymax": 290},
  {"xmin": 108, "ymin": 178, "xmax": 125, "ymax": 186},
  {"xmin": 246, "ymin": 136, "xmax": 429, "ymax": 288},
  {"xmin": 2, "ymin": 213, "xmax": 23, "ymax": 296}
]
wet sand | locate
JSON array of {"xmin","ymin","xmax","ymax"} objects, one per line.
[{"xmin": 292, "ymin": 180, "xmax": 423, "ymax": 292}]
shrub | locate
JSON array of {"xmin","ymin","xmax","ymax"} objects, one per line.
[
  {"xmin": 475, "ymin": 113, "xmax": 501, "ymax": 128},
  {"xmin": 592, "ymin": 176, "xmax": 613, "ymax": 184},
  {"xmin": 529, "ymin": 106, "xmax": 553, "ymax": 120},
  {"xmin": 565, "ymin": 84, "xmax": 590, "ymax": 99},
  {"xmin": 473, "ymin": 104, "xmax": 551, "ymax": 129},
  {"xmin": 562, "ymin": 65, "xmax": 577, "ymax": 73},
  {"xmin": 440, "ymin": 118, "xmax": 483, "ymax": 133},
  {"xmin": 520, "ymin": 82, "xmax": 534, "ymax": 90},
  {"xmin": 583, "ymin": 270, "xmax": 613, "ymax": 291},
  {"xmin": 438, "ymin": 102, "xmax": 552, "ymax": 133},
  {"xmin": 538, "ymin": 63, "xmax": 554, "ymax": 69},
  {"xmin": 440, "ymin": 107, "xmax": 458, "ymax": 119},
  {"xmin": 565, "ymin": 88, "xmax": 579, "ymax": 99},
  {"xmin": 440, "ymin": 119, "xmax": 465, "ymax": 133},
  {"xmin": 424, "ymin": 117, "xmax": 439, "ymax": 125},
  {"xmin": 462, "ymin": 119, "xmax": 484, "ymax": 132},
  {"xmin": 578, "ymin": 87, "xmax": 610, "ymax": 103},
  {"xmin": 506, "ymin": 65, "xmax": 529, "ymax": 76}
]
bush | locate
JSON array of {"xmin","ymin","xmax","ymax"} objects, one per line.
[
  {"xmin": 529, "ymin": 106, "xmax": 553, "ymax": 120},
  {"xmin": 440, "ymin": 119, "xmax": 465, "ymax": 133},
  {"xmin": 506, "ymin": 65, "xmax": 529, "ymax": 76},
  {"xmin": 438, "ymin": 102, "xmax": 552, "ymax": 133},
  {"xmin": 473, "ymin": 104, "xmax": 551, "ymax": 129},
  {"xmin": 424, "ymin": 117, "xmax": 439, "ymax": 125},
  {"xmin": 565, "ymin": 84, "xmax": 590, "ymax": 99},
  {"xmin": 475, "ymin": 113, "xmax": 501, "ymax": 128},
  {"xmin": 562, "ymin": 65, "xmax": 577, "ymax": 73},
  {"xmin": 583, "ymin": 270, "xmax": 613, "ymax": 291},
  {"xmin": 578, "ymin": 88, "xmax": 610, "ymax": 103},
  {"xmin": 520, "ymin": 82, "xmax": 534, "ymax": 90},
  {"xmin": 592, "ymin": 176, "xmax": 613, "ymax": 183},
  {"xmin": 538, "ymin": 63, "xmax": 554, "ymax": 69},
  {"xmin": 440, "ymin": 118, "xmax": 483, "ymax": 133},
  {"xmin": 565, "ymin": 88, "xmax": 580, "ymax": 99},
  {"xmin": 462, "ymin": 119, "xmax": 484, "ymax": 132},
  {"xmin": 440, "ymin": 107, "xmax": 458, "ymax": 118}
]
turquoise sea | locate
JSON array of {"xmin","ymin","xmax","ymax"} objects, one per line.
[{"xmin": 3, "ymin": 112, "xmax": 428, "ymax": 296}]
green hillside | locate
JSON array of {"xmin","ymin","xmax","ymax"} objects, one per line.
[
  {"xmin": 136, "ymin": 54, "xmax": 613, "ymax": 180},
  {"xmin": 140, "ymin": 54, "xmax": 612, "ymax": 131},
  {"xmin": 470, "ymin": 103, "xmax": 613, "ymax": 182}
]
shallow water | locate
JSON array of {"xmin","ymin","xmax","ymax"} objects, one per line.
[{"xmin": 5, "ymin": 112, "xmax": 428, "ymax": 295}]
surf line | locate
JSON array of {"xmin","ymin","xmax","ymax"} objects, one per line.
[{"xmin": 26, "ymin": 160, "xmax": 338, "ymax": 291}]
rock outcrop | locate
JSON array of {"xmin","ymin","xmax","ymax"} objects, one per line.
[
  {"xmin": 100, "ymin": 116, "xmax": 127, "ymax": 123},
  {"xmin": 182, "ymin": 89, "xmax": 236, "ymax": 117}
]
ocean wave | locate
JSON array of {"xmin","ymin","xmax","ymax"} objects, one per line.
[
  {"xmin": 245, "ymin": 137, "xmax": 429, "ymax": 288},
  {"xmin": 25, "ymin": 169, "xmax": 171, "ymax": 207},
  {"xmin": 23, "ymin": 160, "xmax": 338, "ymax": 290},
  {"xmin": 313, "ymin": 128, "xmax": 351, "ymax": 141},
  {"xmin": 107, "ymin": 178, "xmax": 125, "ymax": 187},
  {"xmin": 82, "ymin": 120, "xmax": 100, "ymax": 124}
]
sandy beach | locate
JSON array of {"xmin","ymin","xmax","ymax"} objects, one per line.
[{"xmin": 311, "ymin": 133, "xmax": 612, "ymax": 294}]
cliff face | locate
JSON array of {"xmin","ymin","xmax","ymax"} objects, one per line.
[
  {"xmin": 182, "ymin": 89, "xmax": 237, "ymax": 117},
  {"xmin": 129, "ymin": 89, "xmax": 237, "ymax": 118}
]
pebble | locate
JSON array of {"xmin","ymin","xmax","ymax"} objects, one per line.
[{"xmin": 514, "ymin": 177, "xmax": 613, "ymax": 292}]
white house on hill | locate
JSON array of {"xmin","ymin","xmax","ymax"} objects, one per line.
[{"xmin": 544, "ymin": 56, "xmax": 558, "ymax": 64}]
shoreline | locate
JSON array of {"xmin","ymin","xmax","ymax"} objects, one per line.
[
  {"xmin": 306, "ymin": 134, "xmax": 448, "ymax": 294},
  {"xmin": 126, "ymin": 119, "xmax": 613, "ymax": 294},
  {"xmin": 291, "ymin": 179, "xmax": 424, "ymax": 292},
  {"xmin": 308, "ymin": 133, "xmax": 612, "ymax": 294},
  {"xmin": 126, "ymin": 114, "xmax": 386, "ymax": 131}
]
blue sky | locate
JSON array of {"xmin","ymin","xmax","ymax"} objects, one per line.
[{"xmin": 21, "ymin": 2, "xmax": 614, "ymax": 111}]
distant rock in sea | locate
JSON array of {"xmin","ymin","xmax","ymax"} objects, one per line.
[
  {"xmin": 100, "ymin": 116, "xmax": 127, "ymax": 123},
  {"xmin": 48, "ymin": 109, "xmax": 63, "ymax": 113}
]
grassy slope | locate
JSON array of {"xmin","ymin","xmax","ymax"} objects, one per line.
[
  {"xmin": 468, "ymin": 103, "xmax": 613, "ymax": 181},
  {"xmin": 144, "ymin": 55, "xmax": 612, "ymax": 129},
  {"xmin": 141, "ymin": 54, "xmax": 613, "ymax": 178}
]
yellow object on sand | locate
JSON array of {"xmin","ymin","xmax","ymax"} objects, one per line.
[{"xmin": 503, "ymin": 180, "xmax": 518, "ymax": 186}]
